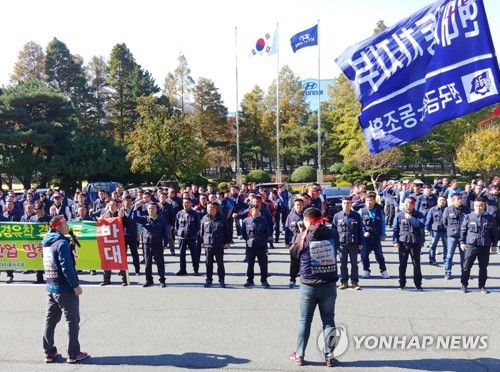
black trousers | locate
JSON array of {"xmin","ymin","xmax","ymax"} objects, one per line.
[
  {"xmin": 179, "ymin": 238, "xmax": 200, "ymax": 272},
  {"xmin": 385, "ymin": 205, "xmax": 396, "ymax": 226},
  {"xmin": 246, "ymin": 248, "xmax": 268, "ymax": 282},
  {"xmin": 461, "ymin": 244, "xmax": 489, "ymax": 288},
  {"xmin": 289, "ymin": 252, "xmax": 300, "ymax": 282},
  {"xmin": 125, "ymin": 234, "xmax": 141, "ymax": 273},
  {"xmin": 103, "ymin": 270, "xmax": 126, "ymax": 283},
  {"xmin": 144, "ymin": 244, "xmax": 165, "ymax": 283},
  {"xmin": 398, "ymin": 242, "xmax": 422, "ymax": 288},
  {"xmin": 205, "ymin": 246, "xmax": 225, "ymax": 282},
  {"xmin": 274, "ymin": 213, "xmax": 281, "ymax": 239}
]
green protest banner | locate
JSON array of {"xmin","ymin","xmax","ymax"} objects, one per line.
[{"xmin": 0, "ymin": 219, "xmax": 127, "ymax": 271}]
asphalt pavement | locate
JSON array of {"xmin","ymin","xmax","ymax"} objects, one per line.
[{"xmin": 0, "ymin": 228, "xmax": 499, "ymax": 371}]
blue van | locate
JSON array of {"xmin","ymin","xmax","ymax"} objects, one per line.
[{"xmin": 86, "ymin": 182, "xmax": 123, "ymax": 202}]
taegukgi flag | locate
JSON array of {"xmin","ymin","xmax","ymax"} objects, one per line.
[
  {"xmin": 250, "ymin": 27, "xmax": 277, "ymax": 57},
  {"xmin": 335, "ymin": 0, "xmax": 500, "ymax": 154},
  {"xmin": 290, "ymin": 24, "xmax": 318, "ymax": 53}
]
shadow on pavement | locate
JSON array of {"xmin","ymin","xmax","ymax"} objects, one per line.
[{"xmin": 88, "ymin": 352, "xmax": 250, "ymax": 368}]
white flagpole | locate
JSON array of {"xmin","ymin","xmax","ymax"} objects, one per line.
[
  {"xmin": 235, "ymin": 26, "xmax": 242, "ymax": 185},
  {"xmin": 276, "ymin": 23, "xmax": 281, "ymax": 183},
  {"xmin": 317, "ymin": 20, "xmax": 323, "ymax": 183}
]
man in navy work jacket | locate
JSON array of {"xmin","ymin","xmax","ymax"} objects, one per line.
[
  {"xmin": 393, "ymin": 195, "xmax": 425, "ymax": 291},
  {"xmin": 460, "ymin": 197, "xmax": 498, "ymax": 294},
  {"xmin": 132, "ymin": 201, "xmax": 169, "ymax": 287},
  {"xmin": 285, "ymin": 198, "xmax": 305, "ymax": 288},
  {"xmin": 42, "ymin": 215, "xmax": 89, "ymax": 364},
  {"xmin": 242, "ymin": 207, "xmax": 272, "ymax": 288},
  {"xmin": 332, "ymin": 197, "xmax": 363, "ymax": 290},
  {"xmin": 359, "ymin": 192, "xmax": 389, "ymax": 279},
  {"xmin": 199, "ymin": 202, "xmax": 231, "ymax": 288},
  {"xmin": 175, "ymin": 198, "xmax": 201, "ymax": 276}
]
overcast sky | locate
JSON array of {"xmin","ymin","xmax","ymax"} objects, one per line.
[{"xmin": 1, "ymin": 0, "xmax": 499, "ymax": 111}]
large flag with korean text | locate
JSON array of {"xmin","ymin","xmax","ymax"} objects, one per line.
[
  {"xmin": 290, "ymin": 24, "xmax": 318, "ymax": 53},
  {"xmin": 250, "ymin": 27, "xmax": 277, "ymax": 57},
  {"xmin": 335, "ymin": 0, "xmax": 500, "ymax": 154}
]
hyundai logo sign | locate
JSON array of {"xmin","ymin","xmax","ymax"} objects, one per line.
[{"xmin": 303, "ymin": 81, "xmax": 322, "ymax": 96}]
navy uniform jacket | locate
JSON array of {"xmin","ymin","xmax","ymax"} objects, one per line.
[
  {"xmin": 175, "ymin": 209, "xmax": 200, "ymax": 240},
  {"xmin": 425, "ymin": 206, "xmax": 446, "ymax": 233},
  {"xmin": 158, "ymin": 202, "xmax": 175, "ymax": 227},
  {"xmin": 3, "ymin": 209, "xmax": 21, "ymax": 222},
  {"xmin": 132, "ymin": 213, "xmax": 169, "ymax": 247},
  {"xmin": 332, "ymin": 210, "xmax": 363, "ymax": 246},
  {"xmin": 236, "ymin": 207, "xmax": 273, "ymax": 236},
  {"xmin": 230, "ymin": 194, "xmax": 245, "ymax": 213},
  {"xmin": 393, "ymin": 209, "xmax": 425, "ymax": 245},
  {"xmin": 285, "ymin": 209, "xmax": 303, "ymax": 245},
  {"xmin": 199, "ymin": 212, "xmax": 231, "ymax": 249},
  {"xmin": 242, "ymin": 216, "xmax": 271, "ymax": 249},
  {"xmin": 460, "ymin": 212, "xmax": 497, "ymax": 247},
  {"xmin": 416, "ymin": 194, "xmax": 437, "ymax": 217},
  {"xmin": 442, "ymin": 205, "xmax": 470, "ymax": 238}
]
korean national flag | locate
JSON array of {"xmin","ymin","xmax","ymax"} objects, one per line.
[
  {"xmin": 250, "ymin": 28, "xmax": 277, "ymax": 57},
  {"xmin": 290, "ymin": 24, "xmax": 318, "ymax": 53}
]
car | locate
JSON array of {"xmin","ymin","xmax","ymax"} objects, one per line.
[
  {"xmin": 86, "ymin": 182, "xmax": 123, "ymax": 202},
  {"xmin": 255, "ymin": 183, "xmax": 292, "ymax": 195},
  {"xmin": 323, "ymin": 186, "xmax": 351, "ymax": 221}
]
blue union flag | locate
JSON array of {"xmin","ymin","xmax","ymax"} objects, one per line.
[
  {"xmin": 335, "ymin": 0, "xmax": 500, "ymax": 154},
  {"xmin": 290, "ymin": 24, "xmax": 318, "ymax": 53}
]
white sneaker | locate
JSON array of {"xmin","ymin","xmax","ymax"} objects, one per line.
[
  {"xmin": 381, "ymin": 270, "xmax": 390, "ymax": 279},
  {"xmin": 362, "ymin": 270, "xmax": 370, "ymax": 278}
]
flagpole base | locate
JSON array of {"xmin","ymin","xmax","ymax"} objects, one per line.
[
  {"xmin": 317, "ymin": 169, "xmax": 323, "ymax": 183},
  {"xmin": 275, "ymin": 169, "xmax": 282, "ymax": 183},
  {"xmin": 236, "ymin": 170, "xmax": 243, "ymax": 185}
]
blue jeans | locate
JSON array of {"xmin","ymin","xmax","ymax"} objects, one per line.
[
  {"xmin": 429, "ymin": 231, "xmax": 448, "ymax": 263},
  {"xmin": 361, "ymin": 240, "xmax": 387, "ymax": 272},
  {"xmin": 296, "ymin": 282, "xmax": 337, "ymax": 358},
  {"xmin": 445, "ymin": 237, "xmax": 465, "ymax": 275}
]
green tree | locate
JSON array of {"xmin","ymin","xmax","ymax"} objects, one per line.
[
  {"xmin": 373, "ymin": 20, "xmax": 388, "ymax": 35},
  {"xmin": 10, "ymin": 41, "xmax": 46, "ymax": 83},
  {"xmin": 85, "ymin": 55, "xmax": 110, "ymax": 129},
  {"xmin": 239, "ymin": 85, "xmax": 271, "ymax": 170},
  {"xmin": 264, "ymin": 65, "xmax": 309, "ymax": 173},
  {"xmin": 324, "ymin": 73, "xmax": 363, "ymax": 164},
  {"xmin": 107, "ymin": 43, "xmax": 137, "ymax": 144},
  {"xmin": 398, "ymin": 107, "xmax": 492, "ymax": 174},
  {"xmin": 59, "ymin": 132, "xmax": 129, "ymax": 188},
  {"xmin": 191, "ymin": 77, "xmax": 230, "ymax": 177},
  {"xmin": 192, "ymin": 77, "xmax": 229, "ymax": 146},
  {"xmin": 0, "ymin": 79, "xmax": 75, "ymax": 188},
  {"xmin": 163, "ymin": 53, "xmax": 195, "ymax": 121},
  {"xmin": 45, "ymin": 38, "xmax": 91, "ymax": 127},
  {"xmin": 127, "ymin": 95, "xmax": 206, "ymax": 177},
  {"xmin": 455, "ymin": 124, "xmax": 500, "ymax": 184},
  {"xmin": 107, "ymin": 44, "xmax": 159, "ymax": 143}
]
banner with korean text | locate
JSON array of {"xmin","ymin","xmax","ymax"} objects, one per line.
[
  {"xmin": 335, "ymin": 0, "xmax": 500, "ymax": 154},
  {"xmin": 0, "ymin": 218, "xmax": 127, "ymax": 271}
]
